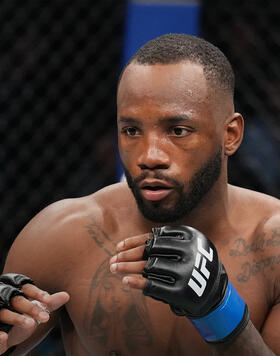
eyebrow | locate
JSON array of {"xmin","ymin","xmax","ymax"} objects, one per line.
[
  {"xmin": 118, "ymin": 115, "xmax": 193, "ymax": 126},
  {"xmin": 118, "ymin": 116, "xmax": 143, "ymax": 126},
  {"xmin": 158, "ymin": 115, "xmax": 193, "ymax": 124}
]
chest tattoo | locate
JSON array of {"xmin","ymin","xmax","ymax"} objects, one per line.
[{"xmin": 84, "ymin": 216, "xmax": 154, "ymax": 353}]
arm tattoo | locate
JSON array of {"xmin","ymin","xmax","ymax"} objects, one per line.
[
  {"xmin": 229, "ymin": 228, "xmax": 280, "ymax": 257},
  {"xmin": 229, "ymin": 228, "xmax": 280, "ymax": 283},
  {"xmin": 229, "ymin": 235, "xmax": 265, "ymax": 256},
  {"xmin": 237, "ymin": 255, "xmax": 280, "ymax": 283}
]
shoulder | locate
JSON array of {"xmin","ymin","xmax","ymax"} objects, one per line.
[
  {"xmin": 231, "ymin": 186, "xmax": 280, "ymax": 301},
  {"xmin": 241, "ymin": 188, "xmax": 280, "ymax": 302},
  {"xmin": 4, "ymin": 182, "xmax": 133, "ymax": 290},
  {"xmin": 230, "ymin": 185, "xmax": 280, "ymax": 224},
  {"xmin": 233, "ymin": 185, "xmax": 280, "ymax": 249},
  {"xmin": 246, "ymin": 188, "xmax": 280, "ymax": 235}
]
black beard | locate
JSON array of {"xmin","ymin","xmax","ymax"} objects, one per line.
[{"xmin": 122, "ymin": 146, "xmax": 222, "ymax": 223}]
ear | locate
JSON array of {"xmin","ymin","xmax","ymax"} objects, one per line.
[{"xmin": 224, "ymin": 113, "xmax": 244, "ymax": 156}]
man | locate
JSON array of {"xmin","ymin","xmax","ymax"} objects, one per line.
[{"xmin": 0, "ymin": 34, "xmax": 280, "ymax": 355}]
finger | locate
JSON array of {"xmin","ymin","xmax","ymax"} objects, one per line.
[
  {"xmin": 110, "ymin": 245, "xmax": 146, "ymax": 264},
  {"xmin": 0, "ymin": 332, "xmax": 8, "ymax": 353},
  {"xmin": 0, "ymin": 308, "xmax": 36, "ymax": 329},
  {"xmin": 46, "ymin": 292, "xmax": 70, "ymax": 313},
  {"xmin": 122, "ymin": 275, "xmax": 146, "ymax": 290},
  {"xmin": 0, "ymin": 331, "xmax": 8, "ymax": 342},
  {"xmin": 116, "ymin": 233, "xmax": 152, "ymax": 252},
  {"xmin": 11, "ymin": 296, "xmax": 50, "ymax": 323},
  {"xmin": 143, "ymin": 257, "xmax": 178, "ymax": 278},
  {"xmin": 11, "ymin": 292, "xmax": 69, "ymax": 324},
  {"xmin": 21, "ymin": 284, "xmax": 50, "ymax": 303},
  {"xmin": 110, "ymin": 261, "xmax": 147, "ymax": 274}
]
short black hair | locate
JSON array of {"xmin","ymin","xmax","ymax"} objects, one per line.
[{"xmin": 121, "ymin": 33, "xmax": 234, "ymax": 95}]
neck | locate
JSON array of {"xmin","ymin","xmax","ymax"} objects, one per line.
[{"xmin": 181, "ymin": 179, "xmax": 231, "ymax": 239}]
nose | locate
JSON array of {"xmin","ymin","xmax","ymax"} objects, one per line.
[{"xmin": 137, "ymin": 134, "xmax": 170, "ymax": 170}]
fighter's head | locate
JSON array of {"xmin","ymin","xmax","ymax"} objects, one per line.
[{"xmin": 117, "ymin": 34, "xmax": 243, "ymax": 223}]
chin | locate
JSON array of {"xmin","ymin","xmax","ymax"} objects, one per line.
[{"xmin": 137, "ymin": 202, "xmax": 188, "ymax": 223}]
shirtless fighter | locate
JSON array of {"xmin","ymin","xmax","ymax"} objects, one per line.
[{"xmin": 0, "ymin": 34, "xmax": 280, "ymax": 355}]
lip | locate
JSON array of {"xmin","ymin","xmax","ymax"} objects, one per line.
[
  {"xmin": 139, "ymin": 180, "xmax": 173, "ymax": 201},
  {"xmin": 139, "ymin": 179, "xmax": 172, "ymax": 189},
  {"xmin": 141, "ymin": 188, "xmax": 172, "ymax": 201}
]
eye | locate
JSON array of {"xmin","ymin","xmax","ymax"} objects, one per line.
[
  {"xmin": 121, "ymin": 127, "xmax": 140, "ymax": 136},
  {"xmin": 170, "ymin": 126, "xmax": 191, "ymax": 137}
]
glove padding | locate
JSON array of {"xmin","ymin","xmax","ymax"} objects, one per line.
[
  {"xmin": 142, "ymin": 226, "xmax": 249, "ymax": 343},
  {"xmin": 142, "ymin": 225, "xmax": 227, "ymax": 318},
  {"xmin": 0, "ymin": 273, "xmax": 35, "ymax": 333}
]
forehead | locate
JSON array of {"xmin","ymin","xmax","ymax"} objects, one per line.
[{"xmin": 117, "ymin": 62, "xmax": 211, "ymax": 115}]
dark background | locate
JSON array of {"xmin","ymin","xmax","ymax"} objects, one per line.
[
  {"xmin": 202, "ymin": 0, "xmax": 280, "ymax": 198},
  {"xmin": 0, "ymin": 0, "xmax": 279, "ymax": 354}
]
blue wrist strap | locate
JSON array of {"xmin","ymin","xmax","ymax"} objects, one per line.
[{"xmin": 190, "ymin": 281, "xmax": 248, "ymax": 343}]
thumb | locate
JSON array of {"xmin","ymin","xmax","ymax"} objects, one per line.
[
  {"xmin": 46, "ymin": 292, "xmax": 70, "ymax": 312},
  {"xmin": 0, "ymin": 332, "xmax": 9, "ymax": 354}
]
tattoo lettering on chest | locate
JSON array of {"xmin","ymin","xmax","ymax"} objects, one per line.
[
  {"xmin": 229, "ymin": 228, "xmax": 280, "ymax": 257},
  {"xmin": 237, "ymin": 254, "xmax": 280, "ymax": 282},
  {"xmin": 84, "ymin": 259, "xmax": 153, "ymax": 353},
  {"xmin": 86, "ymin": 216, "xmax": 115, "ymax": 256},
  {"xmin": 229, "ymin": 228, "xmax": 280, "ymax": 283}
]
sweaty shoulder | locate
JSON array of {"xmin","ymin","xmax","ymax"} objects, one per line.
[
  {"xmin": 231, "ymin": 186, "xmax": 280, "ymax": 264},
  {"xmin": 4, "ymin": 182, "xmax": 135, "ymax": 292},
  {"xmin": 230, "ymin": 186, "xmax": 280, "ymax": 233},
  {"xmin": 229, "ymin": 185, "xmax": 280, "ymax": 299}
]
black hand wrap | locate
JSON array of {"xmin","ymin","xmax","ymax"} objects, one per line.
[
  {"xmin": 0, "ymin": 273, "xmax": 35, "ymax": 333},
  {"xmin": 142, "ymin": 225, "xmax": 249, "ymax": 343}
]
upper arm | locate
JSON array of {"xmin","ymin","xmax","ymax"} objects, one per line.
[
  {"xmin": 3, "ymin": 199, "xmax": 77, "ymax": 292},
  {"xmin": 261, "ymin": 302, "xmax": 280, "ymax": 354},
  {"xmin": 1, "ymin": 199, "xmax": 86, "ymax": 353},
  {"xmin": 259, "ymin": 213, "xmax": 280, "ymax": 354}
]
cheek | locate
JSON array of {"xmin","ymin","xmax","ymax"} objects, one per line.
[
  {"xmin": 173, "ymin": 158, "xmax": 196, "ymax": 183},
  {"xmin": 118, "ymin": 136, "xmax": 129, "ymax": 161},
  {"xmin": 118, "ymin": 135, "xmax": 141, "ymax": 168},
  {"xmin": 118, "ymin": 143, "xmax": 132, "ymax": 167}
]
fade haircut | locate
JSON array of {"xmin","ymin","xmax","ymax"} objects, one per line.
[{"xmin": 120, "ymin": 33, "xmax": 234, "ymax": 96}]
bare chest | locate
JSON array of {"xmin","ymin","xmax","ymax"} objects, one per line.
[
  {"xmin": 57, "ymin": 215, "xmax": 280, "ymax": 355},
  {"xmin": 60, "ymin": 247, "xmax": 271, "ymax": 356}
]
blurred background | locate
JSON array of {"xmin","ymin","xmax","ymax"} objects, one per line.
[{"xmin": 0, "ymin": 0, "xmax": 279, "ymax": 354}]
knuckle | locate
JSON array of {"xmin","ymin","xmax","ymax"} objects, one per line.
[
  {"xmin": 30, "ymin": 304, "xmax": 41, "ymax": 315},
  {"xmin": 10, "ymin": 295, "xmax": 25, "ymax": 309},
  {"xmin": 117, "ymin": 263, "xmax": 123, "ymax": 271},
  {"xmin": 14, "ymin": 313, "xmax": 25, "ymax": 325},
  {"xmin": 21, "ymin": 283, "xmax": 34, "ymax": 294},
  {"xmin": 118, "ymin": 251, "xmax": 124, "ymax": 260}
]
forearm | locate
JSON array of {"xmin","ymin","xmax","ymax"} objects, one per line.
[
  {"xmin": 10, "ymin": 315, "xmax": 58, "ymax": 356},
  {"xmin": 211, "ymin": 321, "xmax": 276, "ymax": 356}
]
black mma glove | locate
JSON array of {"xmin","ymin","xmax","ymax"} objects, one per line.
[
  {"xmin": 0, "ymin": 273, "xmax": 35, "ymax": 333},
  {"xmin": 142, "ymin": 225, "xmax": 249, "ymax": 343}
]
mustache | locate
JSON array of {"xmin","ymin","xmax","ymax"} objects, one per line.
[{"xmin": 132, "ymin": 171, "xmax": 181, "ymax": 188}]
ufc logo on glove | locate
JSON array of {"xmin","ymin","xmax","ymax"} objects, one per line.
[{"xmin": 188, "ymin": 238, "xmax": 213, "ymax": 297}]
